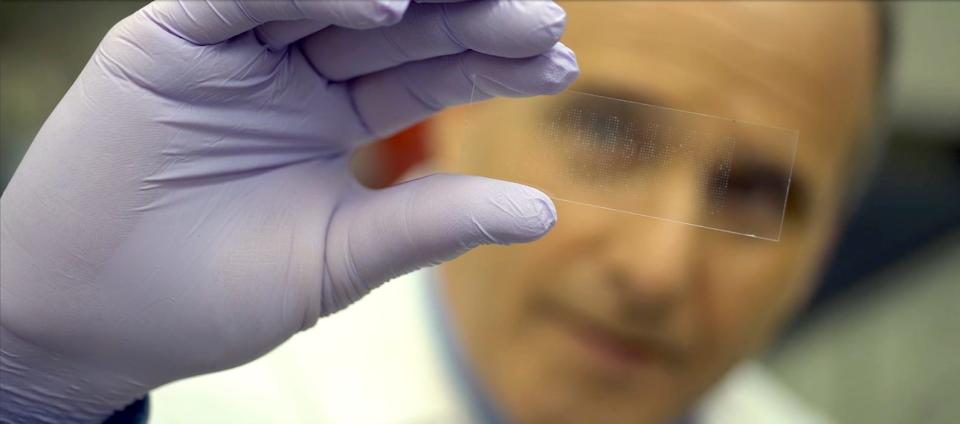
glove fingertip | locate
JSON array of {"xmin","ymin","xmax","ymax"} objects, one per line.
[
  {"xmin": 541, "ymin": 42, "xmax": 580, "ymax": 95},
  {"xmin": 475, "ymin": 183, "xmax": 557, "ymax": 245},
  {"xmin": 470, "ymin": 42, "xmax": 580, "ymax": 99}
]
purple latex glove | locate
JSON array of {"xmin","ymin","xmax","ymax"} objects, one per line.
[{"xmin": 0, "ymin": 0, "xmax": 578, "ymax": 421}]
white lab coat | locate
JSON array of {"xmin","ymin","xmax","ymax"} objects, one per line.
[{"xmin": 150, "ymin": 270, "xmax": 830, "ymax": 424}]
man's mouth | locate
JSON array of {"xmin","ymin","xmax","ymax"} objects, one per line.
[{"xmin": 538, "ymin": 297, "xmax": 684, "ymax": 373}]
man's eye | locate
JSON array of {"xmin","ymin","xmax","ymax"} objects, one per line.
[{"xmin": 715, "ymin": 166, "xmax": 789, "ymax": 215}]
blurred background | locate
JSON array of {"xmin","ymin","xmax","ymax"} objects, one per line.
[{"xmin": 2, "ymin": 1, "xmax": 958, "ymax": 423}]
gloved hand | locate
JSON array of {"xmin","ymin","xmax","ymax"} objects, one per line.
[{"xmin": 0, "ymin": 0, "xmax": 577, "ymax": 421}]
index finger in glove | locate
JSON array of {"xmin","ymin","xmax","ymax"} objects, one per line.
[{"xmin": 347, "ymin": 42, "xmax": 579, "ymax": 139}]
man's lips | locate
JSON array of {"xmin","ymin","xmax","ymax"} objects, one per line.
[{"xmin": 539, "ymin": 298, "xmax": 684, "ymax": 371}]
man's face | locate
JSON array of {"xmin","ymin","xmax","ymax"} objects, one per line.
[{"xmin": 435, "ymin": 2, "xmax": 878, "ymax": 423}]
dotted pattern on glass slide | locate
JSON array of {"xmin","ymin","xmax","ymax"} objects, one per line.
[{"xmin": 537, "ymin": 101, "xmax": 736, "ymax": 216}]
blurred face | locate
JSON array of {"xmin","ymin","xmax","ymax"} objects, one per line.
[{"xmin": 433, "ymin": 2, "xmax": 878, "ymax": 423}]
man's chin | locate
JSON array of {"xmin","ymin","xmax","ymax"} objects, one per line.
[
  {"xmin": 503, "ymin": 324, "xmax": 686, "ymax": 424},
  {"xmin": 512, "ymin": 386, "xmax": 680, "ymax": 424}
]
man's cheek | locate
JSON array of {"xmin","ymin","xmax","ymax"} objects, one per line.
[{"xmin": 699, "ymin": 245, "xmax": 794, "ymax": 356}]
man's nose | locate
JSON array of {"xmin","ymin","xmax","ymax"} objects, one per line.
[{"xmin": 600, "ymin": 176, "xmax": 700, "ymax": 317}]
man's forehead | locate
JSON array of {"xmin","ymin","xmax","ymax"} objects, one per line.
[
  {"xmin": 561, "ymin": 3, "xmax": 875, "ymax": 108},
  {"xmin": 560, "ymin": 1, "xmax": 875, "ymax": 64},
  {"xmin": 558, "ymin": 1, "xmax": 878, "ymax": 180}
]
